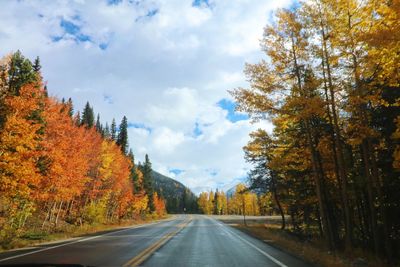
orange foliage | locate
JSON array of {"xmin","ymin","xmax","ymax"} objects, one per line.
[
  {"xmin": 0, "ymin": 84, "xmax": 44, "ymax": 200},
  {"xmin": 41, "ymin": 98, "xmax": 91, "ymax": 202},
  {"xmin": 153, "ymin": 192, "xmax": 166, "ymax": 217},
  {"xmin": 1, "ymin": 81, "xmax": 151, "ymax": 231}
]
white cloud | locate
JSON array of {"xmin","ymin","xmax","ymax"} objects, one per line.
[{"xmin": 0, "ymin": 0, "xmax": 291, "ymax": 194}]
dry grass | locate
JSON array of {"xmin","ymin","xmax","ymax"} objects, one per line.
[
  {"xmin": 0, "ymin": 215, "xmax": 170, "ymax": 252},
  {"xmin": 220, "ymin": 220, "xmax": 391, "ymax": 267}
]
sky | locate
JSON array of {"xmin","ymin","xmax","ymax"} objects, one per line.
[{"xmin": 0, "ymin": 0, "xmax": 292, "ymax": 194}]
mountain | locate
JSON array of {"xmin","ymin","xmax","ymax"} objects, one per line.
[
  {"xmin": 226, "ymin": 185, "xmax": 237, "ymax": 198},
  {"xmin": 152, "ymin": 170, "xmax": 198, "ymax": 214}
]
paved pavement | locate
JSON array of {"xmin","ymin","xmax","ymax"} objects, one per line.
[{"xmin": 0, "ymin": 215, "xmax": 312, "ymax": 267}]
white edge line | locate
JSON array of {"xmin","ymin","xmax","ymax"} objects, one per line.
[
  {"xmin": 0, "ymin": 220, "xmax": 169, "ymax": 263},
  {"xmin": 213, "ymin": 219, "xmax": 288, "ymax": 267}
]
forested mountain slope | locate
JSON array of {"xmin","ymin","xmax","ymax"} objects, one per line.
[{"xmin": 152, "ymin": 171, "xmax": 198, "ymax": 213}]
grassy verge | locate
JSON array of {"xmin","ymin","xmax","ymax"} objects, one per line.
[
  {"xmin": 219, "ymin": 220, "xmax": 389, "ymax": 267},
  {"xmin": 0, "ymin": 215, "xmax": 171, "ymax": 253}
]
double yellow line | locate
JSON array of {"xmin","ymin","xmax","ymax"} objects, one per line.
[{"xmin": 123, "ymin": 216, "xmax": 192, "ymax": 267}]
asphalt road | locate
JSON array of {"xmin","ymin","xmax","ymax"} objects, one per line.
[{"xmin": 0, "ymin": 215, "xmax": 312, "ymax": 267}]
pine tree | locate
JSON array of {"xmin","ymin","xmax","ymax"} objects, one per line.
[
  {"xmin": 1, "ymin": 51, "xmax": 38, "ymax": 130},
  {"xmin": 116, "ymin": 116, "xmax": 128, "ymax": 155},
  {"xmin": 141, "ymin": 154, "xmax": 155, "ymax": 212},
  {"xmin": 74, "ymin": 111, "xmax": 81, "ymax": 127},
  {"xmin": 95, "ymin": 114, "xmax": 102, "ymax": 133},
  {"xmin": 103, "ymin": 122, "xmax": 111, "ymax": 139},
  {"xmin": 67, "ymin": 98, "xmax": 74, "ymax": 117},
  {"xmin": 43, "ymin": 85, "xmax": 48, "ymax": 97},
  {"xmin": 213, "ymin": 190, "xmax": 219, "ymax": 215},
  {"xmin": 8, "ymin": 50, "xmax": 37, "ymax": 95},
  {"xmin": 110, "ymin": 118, "xmax": 117, "ymax": 141},
  {"xmin": 81, "ymin": 102, "xmax": 94, "ymax": 128},
  {"xmin": 128, "ymin": 149, "xmax": 140, "ymax": 193},
  {"xmin": 32, "ymin": 56, "xmax": 41, "ymax": 73}
]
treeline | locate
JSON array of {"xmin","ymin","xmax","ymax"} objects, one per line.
[
  {"xmin": 231, "ymin": 0, "xmax": 399, "ymax": 262},
  {"xmin": 197, "ymin": 184, "xmax": 272, "ymax": 216},
  {"xmin": 0, "ymin": 52, "xmax": 165, "ymax": 246}
]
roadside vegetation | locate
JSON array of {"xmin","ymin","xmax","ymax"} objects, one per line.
[
  {"xmin": 228, "ymin": 0, "xmax": 399, "ymax": 266},
  {"xmin": 198, "ymin": 183, "xmax": 271, "ymax": 216},
  {"xmin": 0, "ymin": 52, "xmax": 167, "ymax": 250}
]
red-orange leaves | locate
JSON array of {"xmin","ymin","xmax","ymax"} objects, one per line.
[
  {"xmin": 0, "ymin": 84, "xmax": 44, "ymax": 200},
  {"xmin": 41, "ymin": 98, "xmax": 91, "ymax": 202},
  {"xmin": 153, "ymin": 192, "xmax": 166, "ymax": 217}
]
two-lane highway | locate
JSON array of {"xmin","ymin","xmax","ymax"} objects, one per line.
[{"xmin": 0, "ymin": 215, "xmax": 312, "ymax": 267}]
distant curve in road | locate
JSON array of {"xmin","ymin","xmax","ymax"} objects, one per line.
[{"xmin": 0, "ymin": 215, "xmax": 312, "ymax": 267}]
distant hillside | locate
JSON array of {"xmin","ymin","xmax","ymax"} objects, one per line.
[
  {"xmin": 226, "ymin": 185, "xmax": 236, "ymax": 198},
  {"xmin": 226, "ymin": 183, "xmax": 263, "ymax": 197},
  {"xmin": 152, "ymin": 170, "xmax": 198, "ymax": 213}
]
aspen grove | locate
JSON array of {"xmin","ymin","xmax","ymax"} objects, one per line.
[
  {"xmin": 0, "ymin": 52, "xmax": 166, "ymax": 247},
  {"xmin": 231, "ymin": 0, "xmax": 400, "ymax": 262}
]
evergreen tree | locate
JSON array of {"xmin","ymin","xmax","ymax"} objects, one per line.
[
  {"xmin": 110, "ymin": 118, "xmax": 117, "ymax": 141},
  {"xmin": 32, "ymin": 56, "xmax": 41, "ymax": 73},
  {"xmin": 32, "ymin": 56, "xmax": 42, "ymax": 82},
  {"xmin": 8, "ymin": 50, "xmax": 37, "ymax": 95},
  {"xmin": 128, "ymin": 149, "xmax": 140, "ymax": 193},
  {"xmin": 128, "ymin": 149, "xmax": 135, "ymax": 166},
  {"xmin": 1, "ymin": 51, "xmax": 37, "ymax": 129},
  {"xmin": 81, "ymin": 102, "xmax": 94, "ymax": 128},
  {"xmin": 116, "ymin": 116, "xmax": 129, "ymax": 154},
  {"xmin": 67, "ymin": 98, "xmax": 74, "ymax": 117},
  {"xmin": 75, "ymin": 111, "xmax": 81, "ymax": 127},
  {"xmin": 95, "ymin": 114, "xmax": 102, "ymax": 133},
  {"xmin": 43, "ymin": 85, "xmax": 48, "ymax": 97},
  {"xmin": 213, "ymin": 190, "xmax": 219, "ymax": 215},
  {"xmin": 141, "ymin": 154, "xmax": 155, "ymax": 212},
  {"xmin": 103, "ymin": 122, "xmax": 111, "ymax": 139}
]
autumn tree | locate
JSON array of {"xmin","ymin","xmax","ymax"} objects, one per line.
[
  {"xmin": 231, "ymin": 0, "xmax": 400, "ymax": 261},
  {"xmin": 0, "ymin": 84, "xmax": 45, "ymax": 236}
]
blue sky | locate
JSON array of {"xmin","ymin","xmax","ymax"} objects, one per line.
[{"xmin": 0, "ymin": 0, "xmax": 288, "ymax": 193}]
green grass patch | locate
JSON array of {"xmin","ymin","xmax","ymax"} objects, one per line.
[{"xmin": 20, "ymin": 230, "xmax": 49, "ymax": 240}]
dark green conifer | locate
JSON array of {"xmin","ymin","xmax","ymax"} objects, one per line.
[
  {"xmin": 8, "ymin": 50, "xmax": 37, "ymax": 95},
  {"xmin": 67, "ymin": 98, "xmax": 74, "ymax": 117},
  {"xmin": 128, "ymin": 149, "xmax": 140, "ymax": 193},
  {"xmin": 81, "ymin": 102, "xmax": 95, "ymax": 128},
  {"xmin": 111, "ymin": 118, "xmax": 117, "ymax": 141},
  {"xmin": 141, "ymin": 154, "xmax": 155, "ymax": 212},
  {"xmin": 33, "ymin": 56, "xmax": 41, "ymax": 72},
  {"xmin": 116, "ymin": 116, "xmax": 129, "ymax": 154},
  {"xmin": 95, "ymin": 114, "xmax": 102, "ymax": 133},
  {"xmin": 103, "ymin": 122, "xmax": 111, "ymax": 139},
  {"xmin": 75, "ymin": 111, "xmax": 81, "ymax": 127}
]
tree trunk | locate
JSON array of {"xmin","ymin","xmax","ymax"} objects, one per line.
[
  {"xmin": 368, "ymin": 139, "xmax": 392, "ymax": 261},
  {"xmin": 290, "ymin": 32, "xmax": 336, "ymax": 251},
  {"xmin": 54, "ymin": 200, "xmax": 63, "ymax": 228},
  {"xmin": 319, "ymin": 17, "xmax": 353, "ymax": 249},
  {"xmin": 271, "ymin": 172, "xmax": 285, "ymax": 230},
  {"xmin": 361, "ymin": 141, "xmax": 380, "ymax": 254}
]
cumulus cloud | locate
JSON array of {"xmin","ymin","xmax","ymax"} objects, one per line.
[{"xmin": 0, "ymin": 0, "xmax": 290, "ymax": 193}]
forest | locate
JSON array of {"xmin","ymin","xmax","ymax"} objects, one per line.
[
  {"xmin": 152, "ymin": 170, "xmax": 198, "ymax": 214},
  {"xmin": 230, "ymin": 0, "xmax": 399, "ymax": 263},
  {"xmin": 0, "ymin": 52, "xmax": 166, "ymax": 248},
  {"xmin": 197, "ymin": 184, "xmax": 271, "ymax": 216}
]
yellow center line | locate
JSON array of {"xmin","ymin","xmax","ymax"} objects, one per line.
[{"xmin": 123, "ymin": 216, "xmax": 192, "ymax": 267}]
